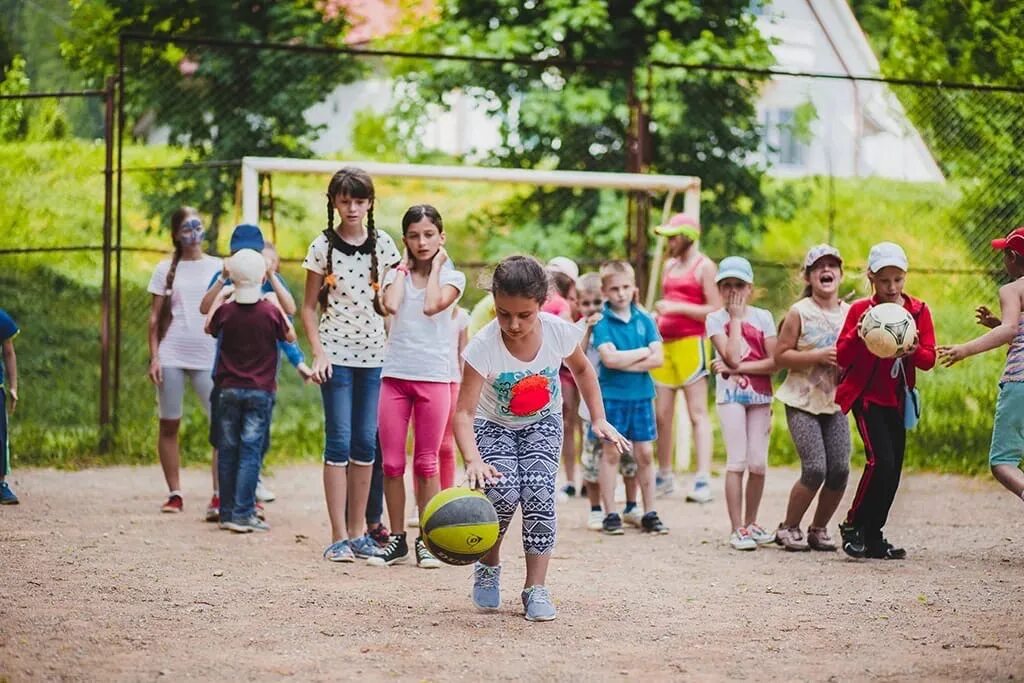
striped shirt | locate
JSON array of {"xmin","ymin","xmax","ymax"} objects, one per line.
[{"xmin": 1001, "ymin": 316, "xmax": 1024, "ymax": 384}]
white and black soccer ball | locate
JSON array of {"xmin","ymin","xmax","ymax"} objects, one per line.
[{"xmin": 858, "ymin": 303, "xmax": 917, "ymax": 359}]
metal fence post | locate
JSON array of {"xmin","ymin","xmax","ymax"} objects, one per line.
[{"xmin": 99, "ymin": 76, "xmax": 115, "ymax": 451}]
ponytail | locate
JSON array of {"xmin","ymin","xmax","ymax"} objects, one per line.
[
  {"xmin": 157, "ymin": 206, "xmax": 198, "ymax": 341},
  {"xmin": 366, "ymin": 204, "xmax": 386, "ymax": 317}
]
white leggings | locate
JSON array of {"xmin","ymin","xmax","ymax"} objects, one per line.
[{"xmin": 716, "ymin": 403, "xmax": 771, "ymax": 475}]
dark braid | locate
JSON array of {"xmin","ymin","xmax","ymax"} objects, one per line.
[
  {"xmin": 366, "ymin": 204, "xmax": 386, "ymax": 316},
  {"xmin": 317, "ymin": 196, "xmax": 335, "ymax": 312},
  {"xmin": 157, "ymin": 206, "xmax": 198, "ymax": 340}
]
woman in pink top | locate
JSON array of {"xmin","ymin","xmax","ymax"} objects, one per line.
[{"xmin": 650, "ymin": 214, "xmax": 720, "ymax": 501}]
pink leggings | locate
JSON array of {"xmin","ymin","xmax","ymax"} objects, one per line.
[
  {"xmin": 716, "ymin": 402, "xmax": 772, "ymax": 475},
  {"xmin": 437, "ymin": 382, "xmax": 459, "ymax": 489},
  {"xmin": 378, "ymin": 378, "xmax": 452, "ymax": 479}
]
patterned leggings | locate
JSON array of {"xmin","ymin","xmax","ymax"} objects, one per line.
[{"xmin": 475, "ymin": 414, "xmax": 562, "ymax": 556}]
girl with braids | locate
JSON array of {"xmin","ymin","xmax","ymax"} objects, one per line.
[
  {"xmin": 146, "ymin": 207, "xmax": 223, "ymax": 514},
  {"xmin": 301, "ymin": 167, "xmax": 401, "ymax": 563}
]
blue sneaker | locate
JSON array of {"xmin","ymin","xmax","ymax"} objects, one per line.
[
  {"xmin": 521, "ymin": 585, "xmax": 557, "ymax": 622},
  {"xmin": 323, "ymin": 539, "xmax": 355, "ymax": 563},
  {"xmin": 350, "ymin": 534, "xmax": 386, "ymax": 559},
  {"xmin": 472, "ymin": 562, "xmax": 501, "ymax": 611},
  {"xmin": 0, "ymin": 481, "xmax": 18, "ymax": 505}
]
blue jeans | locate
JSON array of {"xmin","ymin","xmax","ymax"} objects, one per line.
[
  {"xmin": 217, "ymin": 388, "xmax": 275, "ymax": 522},
  {"xmin": 320, "ymin": 365, "xmax": 381, "ymax": 466}
]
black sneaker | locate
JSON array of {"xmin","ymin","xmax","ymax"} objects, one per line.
[
  {"xmin": 839, "ymin": 522, "xmax": 866, "ymax": 558},
  {"xmin": 415, "ymin": 536, "xmax": 441, "ymax": 569},
  {"xmin": 366, "ymin": 531, "xmax": 409, "ymax": 566},
  {"xmin": 866, "ymin": 539, "xmax": 907, "ymax": 560},
  {"xmin": 579, "ymin": 484, "xmax": 588, "ymax": 497},
  {"xmin": 641, "ymin": 511, "xmax": 669, "ymax": 535},
  {"xmin": 602, "ymin": 513, "xmax": 624, "ymax": 535},
  {"xmin": 561, "ymin": 484, "xmax": 577, "ymax": 498}
]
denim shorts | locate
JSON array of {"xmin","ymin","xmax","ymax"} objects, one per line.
[
  {"xmin": 989, "ymin": 382, "xmax": 1024, "ymax": 467},
  {"xmin": 320, "ymin": 365, "xmax": 382, "ymax": 466},
  {"xmin": 602, "ymin": 397, "xmax": 657, "ymax": 443}
]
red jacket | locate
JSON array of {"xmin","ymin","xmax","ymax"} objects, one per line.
[{"xmin": 835, "ymin": 293, "xmax": 936, "ymax": 413}]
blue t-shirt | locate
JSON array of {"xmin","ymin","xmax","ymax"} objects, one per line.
[
  {"xmin": 591, "ymin": 303, "xmax": 661, "ymax": 401},
  {"xmin": 0, "ymin": 309, "xmax": 19, "ymax": 387}
]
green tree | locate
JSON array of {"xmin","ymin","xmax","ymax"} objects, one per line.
[
  {"xmin": 61, "ymin": 0, "xmax": 359, "ymax": 243},
  {"xmin": 383, "ymin": 0, "xmax": 773, "ymax": 267},
  {"xmin": 849, "ymin": 1, "xmax": 1024, "ymax": 266}
]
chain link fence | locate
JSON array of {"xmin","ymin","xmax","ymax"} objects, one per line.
[{"xmin": 4, "ymin": 34, "xmax": 1023, "ymax": 471}]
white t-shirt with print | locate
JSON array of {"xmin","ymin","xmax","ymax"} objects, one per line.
[
  {"xmin": 381, "ymin": 267, "xmax": 466, "ymax": 382},
  {"xmin": 449, "ymin": 307, "xmax": 470, "ymax": 383},
  {"xmin": 302, "ymin": 230, "xmax": 401, "ymax": 368},
  {"xmin": 463, "ymin": 312, "xmax": 583, "ymax": 429},
  {"xmin": 705, "ymin": 306, "xmax": 777, "ymax": 405},
  {"xmin": 147, "ymin": 255, "xmax": 223, "ymax": 370}
]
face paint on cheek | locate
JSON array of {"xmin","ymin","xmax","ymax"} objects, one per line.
[{"xmin": 180, "ymin": 228, "xmax": 205, "ymax": 246}]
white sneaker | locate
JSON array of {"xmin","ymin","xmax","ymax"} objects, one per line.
[
  {"xmin": 407, "ymin": 514, "xmax": 420, "ymax": 528},
  {"xmin": 255, "ymin": 480, "xmax": 276, "ymax": 503},
  {"xmin": 622, "ymin": 508, "xmax": 643, "ymax": 528},
  {"xmin": 587, "ymin": 509, "xmax": 604, "ymax": 531},
  {"xmin": 730, "ymin": 527, "xmax": 757, "ymax": 551},
  {"xmin": 685, "ymin": 480, "xmax": 713, "ymax": 503},
  {"xmin": 746, "ymin": 523, "xmax": 776, "ymax": 545},
  {"xmin": 655, "ymin": 473, "xmax": 675, "ymax": 497}
]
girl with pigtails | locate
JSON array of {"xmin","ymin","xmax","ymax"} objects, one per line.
[
  {"xmin": 301, "ymin": 167, "xmax": 402, "ymax": 563},
  {"xmin": 146, "ymin": 206, "xmax": 223, "ymax": 514}
]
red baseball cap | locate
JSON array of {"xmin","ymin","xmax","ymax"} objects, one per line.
[{"xmin": 992, "ymin": 227, "xmax": 1024, "ymax": 257}]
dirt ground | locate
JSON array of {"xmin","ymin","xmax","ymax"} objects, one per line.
[{"xmin": 1, "ymin": 464, "xmax": 1022, "ymax": 682}]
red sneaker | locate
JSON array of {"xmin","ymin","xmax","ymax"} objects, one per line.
[
  {"xmin": 161, "ymin": 494, "xmax": 183, "ymax": 513},
  {"xmin": 205, "ymin": 495, "xmax": 220, "ymax": 522},
  {"xmin": 368, "ymin": 524, "xmax": 390, "ymax": 547}
]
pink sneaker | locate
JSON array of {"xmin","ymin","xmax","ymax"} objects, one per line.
[
  {"xmin": 807, "ymin": 526, "xmax": 837, "ymax": 551},
  {"xmin": 774, "ymin": 524, "xmax": 810, "ymax": 551}
]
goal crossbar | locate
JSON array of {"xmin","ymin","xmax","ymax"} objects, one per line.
[{"xmin": 240, "ymin": 156, "xmax": 700, "ymax": 226}]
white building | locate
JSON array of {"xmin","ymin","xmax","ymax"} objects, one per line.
[
  {"xmin": 753, "ymin": 0, "xmax": 943, "ymax": 181},
  {"xmin": 304, "ymin": 0, "xmax": 943, "ymax": 182}
]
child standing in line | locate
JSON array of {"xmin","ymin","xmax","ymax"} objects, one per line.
[
  {"xmin": 939, "ymin": 227, "xmax": 1024, "ymax": 505},
  {"xmin": 706, "ymin": 256, "xmax": 777, "ymax": 551},
  {"xmin": 651, "ymin": 214, "xmax": 720, "ymax": 501},
  {"xmin": 773, "ymin": 246, "xmax": 851, "ymax": 551},
  {"xmin": 576, "ymin": 273, "xmax": 639, "ymax": 531},
  {"xmin": 455, "ymin": 255, "xmax": 629, "ymax": 622},
  {"xmin": 147, "ymin": 207, "xmax": 222, "ymax": 514},
  {"xmin": 836, "ymin": 242, "xmax": 935, "ymax": 560},
  {"xmin": 0, "ymin": 308, "xmax": 19, "ymax": 505},
  {"xmin": 546, "ymin": 264, "xmax": 582, "ymax": 499},
  {"xmin": 206, "ymin": 249, "xmax": 295, "ymax": 532},
  {"xmin": 440, "ymin": 304, "xmax": 471, "ymax": 489},
  {"xmin": 301, "ymin": 167, "xmax": 401, "ymax": 563},
  {"xmin": 592, "ymin": 261, "xmax": 668, "ymax": 535},
  {"xmin": 370, "ymin": 205, "xmax": 465, "ymax": 568}
]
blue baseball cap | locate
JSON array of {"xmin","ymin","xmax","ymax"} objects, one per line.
[
  {"xmin": 715, "ymin": 256, "xmax": 754, "ymax": 284},
  {"xmin": 229, "ymin": 224, "xmax": 264, "ymax": 253}
]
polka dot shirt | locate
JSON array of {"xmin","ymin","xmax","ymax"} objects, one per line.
[{"xmin": 302, "ymin": 229, "xmax": 401, "ymax": 368}]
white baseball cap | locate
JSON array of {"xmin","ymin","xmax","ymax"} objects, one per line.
[
  {"xmin": 547, "ymin": 256, "xmax": 580, "ymax": 281},
  {"xmin": 867, "ymin": 242, "xmax": 908, "ymax": 273},
  {"xmin": 228, "ymin": 248, "xmax": 266, "ymax": 304},
  {"xmin": 803, "ymin": 244, "xmax": 842, "ymax": 269}
]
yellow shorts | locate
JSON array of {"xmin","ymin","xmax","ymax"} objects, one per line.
[{"xmin": 650, "ymin": 337, "xmax": 709, "ymax": 388}]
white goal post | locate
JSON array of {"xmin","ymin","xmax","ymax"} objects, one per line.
[{"xmin": 240, "ymin": 155, "xmax": 701, "ymax": 469}]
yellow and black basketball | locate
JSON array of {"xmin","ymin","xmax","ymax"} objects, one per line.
[{"xmin": 420, "ymin": 488, "xmax": 500, "ymax": 565}]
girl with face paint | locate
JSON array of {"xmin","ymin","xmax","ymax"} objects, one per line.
[{"xmin": 146, "ymin": 206, "xmax": 224, "ymax": 514}]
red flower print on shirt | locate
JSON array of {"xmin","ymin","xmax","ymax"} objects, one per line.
[{"xmin": 508, "ymin": 374, "xmax": 551, "ymax": 416}]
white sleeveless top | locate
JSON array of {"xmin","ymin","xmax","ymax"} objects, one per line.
[{"xmin": 776, "ymin": 297, "xmax": 849, "ymax": 415}]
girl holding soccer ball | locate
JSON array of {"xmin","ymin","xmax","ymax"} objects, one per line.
[{"xmin": 835, "ymin": 242, "xmax": 936, "ymax": 560}]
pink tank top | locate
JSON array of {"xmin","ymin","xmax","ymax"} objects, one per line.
[{"xmin": 658, "ymin": 255, "xmax": 708, "ymax": 340}]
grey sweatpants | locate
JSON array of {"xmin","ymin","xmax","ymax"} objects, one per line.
[{"xmin": 785, "ymin": 405, "xmax": 851, "ymax": 491}]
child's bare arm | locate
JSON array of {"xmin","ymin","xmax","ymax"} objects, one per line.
[
  {"xmin": 2, "ymin": 339, "xmax": 17, "ymax": 411},
  {"xmin": 597, "ymin": 343, "xmax": 650, "ymax": 369},
  {"xmin": 622, "ymin": 341, "xmax": 664, "ymax": 372},
  {"xmin": 940, "ymin": 283, "xmax": 1023, "ymax": 366},
  {"xmin": 267, "ymin": 272, "xmax": 297, "ymax": 315}
]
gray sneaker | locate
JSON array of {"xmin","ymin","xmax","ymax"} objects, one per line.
[
  {"xmin": 472, "ymin": 562, "xmax": 501, "ymax": 611},
  {"xmin": 223, "ymin": 516, "xmax": 270, "ymax": 533},
  {"xmin": 350, "ymin": 533, "xmax": 387, "ymax": 559},
  {"xmin": 521, "ymin": 585, "xmax": 557, "ymax": 622}
]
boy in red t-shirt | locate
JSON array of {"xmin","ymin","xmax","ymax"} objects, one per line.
[{"xmin": 206, "ymin": 249, "xmax": 295, "ymax": 532}]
